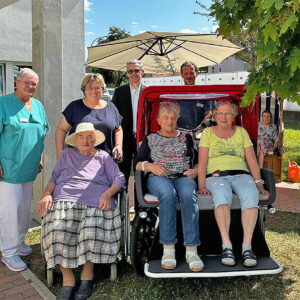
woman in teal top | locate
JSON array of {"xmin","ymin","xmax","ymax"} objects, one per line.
[{"xmin": 0, "ymin": 68, "xmax": 49, "ymax": 272}]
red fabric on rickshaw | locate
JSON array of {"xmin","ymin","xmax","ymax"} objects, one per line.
[{"xmin": 137, "ymin": 85, "xmax": 258, "ymax": 145}]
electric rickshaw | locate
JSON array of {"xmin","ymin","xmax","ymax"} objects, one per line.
[{"xmin": 130, "ymin": 84, "xmax": 283, "ymax": 278}]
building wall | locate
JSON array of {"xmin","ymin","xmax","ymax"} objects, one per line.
[
  {"xmin": 0, "ymin": 0, "xmax": 32, "ymax": 63},
  {"xmin": 207, "ymin": 56, "xmax": 250, "ymax": 73}
]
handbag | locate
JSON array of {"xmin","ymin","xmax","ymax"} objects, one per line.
[{"xmin": 288, "ymin": 160, "xmax": 300, "ymax": 182}]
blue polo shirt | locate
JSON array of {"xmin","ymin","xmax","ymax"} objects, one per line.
[{"xmin": 0, "ymin": 93, "xmax": 49, "ymax": 183}]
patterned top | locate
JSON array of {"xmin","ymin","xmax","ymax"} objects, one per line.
[
  {"xmin": 134, "ymin": 131, "xmax": 198, "ymax": 177},
  {"xmin": 199, "ymin": 126, "xmax": 253, "ymax": 174},
  {"xmin": 258, "ymin": 123, "xmax": 279, "ymax": 154}
]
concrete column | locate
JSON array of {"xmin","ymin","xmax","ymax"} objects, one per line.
[
  {"xmin": 4, "ymin": 63, "xmax": 14, "ymax": 94},
  {"xmin": 31, "ymin": 0, "xmax": 84, "ymax": 223}
]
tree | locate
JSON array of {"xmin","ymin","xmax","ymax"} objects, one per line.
[
  {"xmin": 196, "ymin": 0, "xmax": 300, "ymax": 106},
  {"xmin": 89, "ymin": 27, "xmax": 131, "ymax": 87},
  {"xmin": 227, "ymin": 31, "xmax": 257, "ymax": 69}
]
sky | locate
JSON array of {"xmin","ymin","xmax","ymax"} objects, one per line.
[{"xmin": 84, "ymin": 0, "xmax": 216, "ymax": 55}]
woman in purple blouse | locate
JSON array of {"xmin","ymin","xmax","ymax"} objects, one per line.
[{"xmin": 38, "ymin": 122, "xmax": 126, "ymax": 300}]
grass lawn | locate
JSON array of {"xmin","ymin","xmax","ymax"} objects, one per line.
[
  {"xmin": 282, "ymin": 123, "xmax": 300, "ymax": 181},
  {"xmin": 24, "ymin": 210, "xmax": 300, "ymax": 299}
]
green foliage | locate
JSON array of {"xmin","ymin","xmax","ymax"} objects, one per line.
[
  {"xmin": 90, "ymin": 27, "xmax": 131, "ymax": 87},
  {"xmin": 227, "ymin": 31, "xmax": 258, "ymax": 68},
  {"xmin": 95, "ymin": 26, "xmax": 130, "ymax": 44},
  {"xmin": 197, "ymin": 0, "xmax": 300, "ymax": 106}
]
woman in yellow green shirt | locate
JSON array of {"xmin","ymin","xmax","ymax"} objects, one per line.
[{"xmin": 198, "ymin": 100, "xmax": 268, "ymax": 268}]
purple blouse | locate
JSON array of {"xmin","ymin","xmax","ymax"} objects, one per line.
[{"xmin": 49, "ymin": 148, "xmax": 126, "ymax": 208}]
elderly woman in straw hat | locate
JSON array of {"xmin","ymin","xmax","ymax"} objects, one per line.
[{"xmin": 38, "ymin": 122, "xmax": 125, "ymax": 300}]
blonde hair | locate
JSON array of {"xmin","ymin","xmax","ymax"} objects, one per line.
[
  {"xmin": 216, "ymin": 101, "xmax": 238, "ymax": 117},
  {"xmin": 158, "ymin": 101, "xmax": 180, "ymax": 118},
  {"xmin": 81, "ymin": 73, "xmax": 105, "ymax": 94}
]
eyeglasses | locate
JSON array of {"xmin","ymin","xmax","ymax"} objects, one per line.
[
  {"xmin": 127, "ymin": 69, "xmax": 142, "ymax": 74},
  {"xmin": 86, "ymin": 86, "xmax": 105, "ymax": 92},
  {"xmin": 216, "ymin": 112, "xmax": 233, "ymax": 117},
  {"xmin": 20, "ymin": 81, "xmax": 37, "ymax": 88}
]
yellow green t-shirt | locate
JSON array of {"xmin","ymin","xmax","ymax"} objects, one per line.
[{"xmin": 199, "ymin": 126, "xmax": 253, "ymax": 174}]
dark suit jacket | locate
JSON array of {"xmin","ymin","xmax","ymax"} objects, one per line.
[{"xmin": 112, "ymin": 84, "xmax": 146, "ymax": 148}]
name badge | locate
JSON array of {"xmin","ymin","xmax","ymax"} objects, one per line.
[
  {"xmin": 20, "ymin": 118, "xmax": 29, "ymax": 123},
  {"xmin": 197, "ymin": 103, "xmax": 204, "ymax": 108}
]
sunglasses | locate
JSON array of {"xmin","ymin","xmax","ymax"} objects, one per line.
[{"xmin": 127, "ymin": 69, "xmax": 142, "ymax": 74}]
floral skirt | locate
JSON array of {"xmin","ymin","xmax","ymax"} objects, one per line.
[{"xmin": 41, "ymin": 201, "xmax": 121, "ymax": 269}]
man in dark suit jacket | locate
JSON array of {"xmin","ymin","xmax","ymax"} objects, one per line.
[{"xmin": 112, "ymin": 59, "xmax": 146, "ymax": 185}]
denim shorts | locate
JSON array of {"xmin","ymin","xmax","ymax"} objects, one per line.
[{"xmin": 206, "ymin": 174, "xmax": 259, "ymax": 210}]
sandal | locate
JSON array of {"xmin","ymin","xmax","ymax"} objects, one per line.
[
  {"xmin": 186, "ymin": 251, "xmax": 204, "ymax": 272},
  {"xmin": 221, "ymin": 248, "xmax": 235, "ymax": 266},
  {"xmin": 161, "ymin": 248, "xmax": 176, "ymax": 270},
  {"xmin": 242, "ymin": 249, "xmax": 257, "ymax": 267}
]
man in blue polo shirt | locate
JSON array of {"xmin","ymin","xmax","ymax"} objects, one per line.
[
  {"xmin": 0, "ymin": 68, "xmax": 49, "ymax": 272},
  {"xmin": 178, "ymin": 61, "xmax": 216, "ymax": 130}
]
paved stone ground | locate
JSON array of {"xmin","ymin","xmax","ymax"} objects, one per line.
[
  {"xmin": 0, "ymin": 259, "xmax": 43, "ymax": 299},
  {"xmin": 0, "ymin": 178, "xmax": 298, "ymax": 299},
  {"xmin": 274, "ymin": 182, "xmax": 300, "ymax": 212}
]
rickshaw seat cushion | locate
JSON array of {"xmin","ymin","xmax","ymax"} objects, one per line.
[
  {"xmin": 135, "ymin": 168, "xmax": 275, "ymax": 209},
  {"xmin": 143, "ymin": 193, "xmax": 270, "ymax": 210}
]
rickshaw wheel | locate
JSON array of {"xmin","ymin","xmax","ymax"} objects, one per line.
[
  {"xmin": 120, "ymin": 191, "xmax": 129, "ymax": 262},
  {"xmin": 130, "ymin": 210, "xmax": 158, "ymax": 275}
]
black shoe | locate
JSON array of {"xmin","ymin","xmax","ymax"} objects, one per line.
[
  {"xmin": 56, "ymin": 286, "xmax": 75, "ymax": 300},
  {"xmin": 221, "ymin": 248, "xmax": 235, "ymax": 266},
  {"xmin": 75, "ymin": 280, "xmax": 94, "ymax": 300},
  {"xmin": 242, "ymin": 249, "xmax": 257, "ymax": 267}
]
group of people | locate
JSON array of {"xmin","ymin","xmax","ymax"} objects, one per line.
[{"xmin": 0, "ymin": 60, "xmax": 278, "ymax": 299}]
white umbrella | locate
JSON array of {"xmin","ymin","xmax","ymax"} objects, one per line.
[{"xmin": 86, "ymin": 31, "xmax": 243, "ymax": 74}]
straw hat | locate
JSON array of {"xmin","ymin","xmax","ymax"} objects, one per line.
[{"xmin": 65, "ymin": 122, "xmax": 105, "ymax": 147}]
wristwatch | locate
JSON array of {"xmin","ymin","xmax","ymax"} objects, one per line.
[{"xmin": 255, "ymin": 179, "xmax": 264, "ymax": 184}]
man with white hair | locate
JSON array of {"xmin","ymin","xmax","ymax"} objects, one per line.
[
  {"xmin": 0, "ymin": 68, "xmax": 49, "ymax": 271},
  {"xmin": 112, "ymin": 59, "xmax": 146, "ymax": 185}
]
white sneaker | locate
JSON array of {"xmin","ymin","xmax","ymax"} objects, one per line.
[
  {"xmin": 1, "ymin": 255, "xmax": 27, "ymax": 272},
  {"xmin": 186, "ymin": 251, "xmax": 204, "ymax": 272},
  {"xmin": 18, "ymin": 242, "xmax": 32, "ymax": 256}
]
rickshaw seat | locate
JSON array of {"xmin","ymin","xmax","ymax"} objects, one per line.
[{"xmin": 135, "ymin": 168, "xmax": 276, "ymax": 209}]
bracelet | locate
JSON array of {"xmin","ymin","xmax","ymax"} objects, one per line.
[{"xmin": 142, "ymin": 161, "xmax": 148, "ymax": 172}]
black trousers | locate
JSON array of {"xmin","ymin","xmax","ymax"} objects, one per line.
[{"xmin": 119, "ymin": 136, "xmax": 137, "ymax": 186}]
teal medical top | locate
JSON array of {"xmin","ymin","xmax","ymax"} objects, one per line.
[{"xmin": 0, "ymin": 93, "xmax": 50, "ymax": 184}]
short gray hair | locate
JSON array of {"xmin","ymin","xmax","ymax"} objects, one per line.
[
  {"xmin": 16, "ymin": 68, "xmax": 39, "ymax": 82},
  {"xmin": 180, "ymin": 61, "xmax": 198, "ymax": 73},
  {"xmin": 158, "ymin": 101, "xmax": 180, "ymax": 118},
  {"xmin": 216, "ymin": 101, "xmax": 238, "ymax": 117},
  {"xmin": 126, "ymin": 59, "xmax": 144, "ymax": 70}
]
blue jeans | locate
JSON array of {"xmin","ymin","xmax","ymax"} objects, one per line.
[{"xmin": 147, "ymin": 176, "xmax": 200, "ymax": 246}]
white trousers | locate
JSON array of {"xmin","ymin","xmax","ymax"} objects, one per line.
[{"xmin": 0, "ymin": 181, "xmax": 33, "ymax": 257}]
